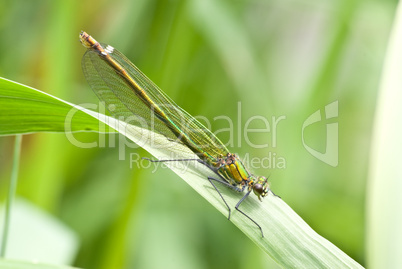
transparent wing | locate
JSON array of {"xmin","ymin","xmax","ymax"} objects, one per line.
[{"xmin": 82, "ymin": 45, "xmax": 229, "ymax": 160}]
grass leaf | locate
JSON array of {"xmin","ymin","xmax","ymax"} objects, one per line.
[
  {"xmin": 79, "ymin": 99, "xmax": 364, "ymax": 268},
  {"xmin": 0, "ymin": 78, "xmax": 363, "ymax": 268}
]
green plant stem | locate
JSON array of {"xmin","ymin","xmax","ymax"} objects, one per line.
[{"xmin": 0, "ymin": 135, "xmax": 23, "ymax": 257}]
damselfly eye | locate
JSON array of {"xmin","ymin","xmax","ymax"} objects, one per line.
[{"xmin": 253, "ymin": 183, "xmax": 264, "ymax": 195}]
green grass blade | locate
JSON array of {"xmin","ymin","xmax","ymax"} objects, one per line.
[
  {"xmin": 0, "ymin": 78, "xmax": 362, "ymax": 267},
  {"xmin": 0, "ymin": 77, "xmax": 112, "ymax": 135},
  {"xmin": 367, "ymin": 1, "xmax": 402, "ymax": 268},
  {"xmin": 84, "ymin": 108, "xmax": 363, "ymax": 268}
]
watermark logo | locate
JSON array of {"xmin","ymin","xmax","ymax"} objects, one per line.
[
  {"xmin": 128, "ymin": 151, "xmax": 286, "ymax": 175},
  {"xmin": 64, "ymin": 100, "xmax": 338, "ymax": 170},
  {"xmin": 302, "ymin": 101, "xmax": 338, "ymax": 167}
]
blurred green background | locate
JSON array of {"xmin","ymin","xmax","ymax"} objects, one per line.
[{"xmin": 0, "ymin": 0, "xmax": 397, "ymax": 268}]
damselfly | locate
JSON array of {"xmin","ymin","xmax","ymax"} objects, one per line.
[{"xmin": 79, "ymin": 31, "xmax": 278, "ymax": 237}]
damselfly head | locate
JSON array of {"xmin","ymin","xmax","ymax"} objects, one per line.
[{"xmin": 253, "ymin": 176, "xmax": 269, "ymax": 201}]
